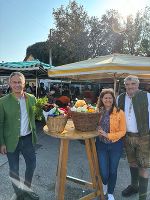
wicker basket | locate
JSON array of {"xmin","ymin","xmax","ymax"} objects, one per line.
[
  {"xmin": 46, "ymin": 115, "xmax": 68, "ymax": 134},
  {"xmin": 71, "ymin": 111, "xmax": 100, "ymax": 132}
]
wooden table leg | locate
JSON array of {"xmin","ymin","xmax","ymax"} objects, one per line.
[
  {"xmin": 90, "ymin": 138, "xmax": 104, "ymax": 200},
  {"xmin": 55, "ymin": 139, "xmax": 69, "ymax": 200},
  {"xmin": 85, "ymin": 139, "xmax": 97, "ymax": 189},
  {"xmin": 84, "ymin": 138, "xmax": 105, "ymax": 200}
]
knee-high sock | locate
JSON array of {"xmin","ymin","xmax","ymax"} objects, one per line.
[
  {"xmin": 130, "ymin": 167, "xmax": 139, "ymax": 188},
  {"xmin": 139, "ymin": 176, "xmax": 148, "ymax": 200}
]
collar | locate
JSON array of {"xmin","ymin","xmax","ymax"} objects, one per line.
[
  {"xmin": 126, "ymin": 89, "xmax": 140, "ymax": 99},
  {"xmin": 11, "ymin": 92, "xmax": 27, "ymax": 100}
]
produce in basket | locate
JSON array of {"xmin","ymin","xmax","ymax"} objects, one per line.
[
  {"xmin": 42, "ymin": 103, "xmax": 68, "ymax": 120},
  {"xmin": 71, "ymin": 100, "xmax": 97, "ymax": 113},
  {"xmin": 70, "ymin": 100, "xmax": 100, "ymax": 131},
  {"xmin": 42, "ymin": 103, "xmax": 68, "ymax": 134}
]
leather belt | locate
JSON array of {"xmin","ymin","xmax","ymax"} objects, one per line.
[{"xmin": 20, "ymin": 133, "xmax": 32, "ymax": 139}]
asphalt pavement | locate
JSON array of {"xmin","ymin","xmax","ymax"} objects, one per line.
[{"xmin": 0, "ymin": 122, "xmax": 149, "ymax": 200}]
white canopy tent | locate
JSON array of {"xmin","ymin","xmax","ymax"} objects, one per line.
[{"xmin": 48, "ymin": 54, "xmax": 150, "ymax": 92}]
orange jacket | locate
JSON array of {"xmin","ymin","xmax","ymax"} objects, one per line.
[{"xmin": 107, "ymin": 107, "xmax": 126, "ymax": 142}]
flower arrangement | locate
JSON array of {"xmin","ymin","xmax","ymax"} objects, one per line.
[{"xmin": 70, "ymin": 100, "xmax": 97, "ymax": 113}]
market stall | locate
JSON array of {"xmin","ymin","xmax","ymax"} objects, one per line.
[
  {"xmin": 0, "ymin": 60, "xmax": 54, "ymax": 96},
  {"xmin": 48, "ymin": 54, "xmax": 150, "ymax": 92}
]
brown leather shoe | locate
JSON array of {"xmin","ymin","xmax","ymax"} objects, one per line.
[{"xmin": 122, "ymin": 185, "xmax": 139, "ymax": 197}]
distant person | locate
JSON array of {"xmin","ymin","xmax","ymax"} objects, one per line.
[
  {"xmin": 96, "ymin": 88, "xmax": 126, "ymax": 200},
  {"xmin": 62, "ymin": 85, "xmax": 70, "ymax": 97},
  {"xmin": 31, "ymin": 83, "xmax": 36, "ymax": 96},
  {"xmin": 25, "ymin": 83, "xmax": 32, "ymax": 94},
  {"xmin": 47, "ymin": 90, "xmax": 55, "ymax": 104},
  {"xmin": 118, "ymin": 75, "xmax": 150, "ymax": 200},
  {"xmin": 0, "ymin": 72, "xmax": 39, "ymax": 200},
  {"xmin": 37, "ymin": 82, "xmax": 46, "ymax": 98},
  {"xmin": 70, "ymin": 86, "xmax": 75, "ymax": 100},
  {"xmin": 74, "ymin": 87, "xmax": 80, "ymax": 98}
]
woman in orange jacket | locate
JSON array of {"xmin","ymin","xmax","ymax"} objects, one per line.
[{"xmin": 96, "ymin": 88, "xmax": 126, "ymax": 200}]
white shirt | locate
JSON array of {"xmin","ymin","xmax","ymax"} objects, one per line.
[
  {"xmin": 18, "ymin": 96, "xmax": 31, "ymax": 136},
  {"xmin": 124, "ymin": 94, "xmax": 138, "ymax": 132},
  {"xmin": 117, "ymin": 92, "xmax": 150, "ymax": 133}
]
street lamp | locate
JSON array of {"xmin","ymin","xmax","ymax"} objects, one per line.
[{"xmin": 49, "ymin": 29, "xmax": 53, "ymax": 65}]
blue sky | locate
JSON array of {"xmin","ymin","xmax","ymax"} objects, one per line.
[{"xmin": 0, "ymin": 0, "xmax": 150, "ymax": 62}]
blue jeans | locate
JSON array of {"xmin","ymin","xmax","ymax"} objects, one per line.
[
  {"xmin": 7, "ymin": 134, "xmax": 36, "ymax": 194},
  {"xmin": 96, "ymin": 138, "xmax": 123, "ymax": 194}
]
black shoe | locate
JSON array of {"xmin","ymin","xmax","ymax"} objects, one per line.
[
  {"xmin": 11, "ymin": 193, "xmax": 24, "ymax": 200},
  {"xmin": 23, "ymin": 191, "xmax": 39, "ymax": 200},
  {"xmin": 122, "ymin": 185, "xmax": 139, "ymax": 197},
  {"xmin": 16, "ymin": 193, "xmax": 25, "ymax": 200}
]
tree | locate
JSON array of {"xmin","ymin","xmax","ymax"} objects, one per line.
[
  {"xmin": 25, "ymin": 2, "xmax": 150, "ymax": 65},
  {"xmin": 139, "ymin": 6, "xmax": 150, "ymax": 56},
  {"xmin": 122, "ymin": 12, "xmax": 143, "ymax": 55},
  {"xmin": 26, "ymin": 42, "xmax": 49, "ymax": 63},
  {"xmin": 88, "ymin": 16, "xmax": 106, "ymax": 57},
  {"xmin": 48, "ymin": 0, "xmax": 90, "ymax": 65},
  {"xmin": 99, "ymin": 9, "xmax": 125, "ymax": 54}
]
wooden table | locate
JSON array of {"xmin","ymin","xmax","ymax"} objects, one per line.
[{"xmin": 43, "ymin": 120, "xmax": 104, "ymax": 200}]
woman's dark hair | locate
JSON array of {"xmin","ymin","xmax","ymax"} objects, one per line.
[{"xmin": 96, "ymin": 88, "xmax": 119, "ymax": 114}]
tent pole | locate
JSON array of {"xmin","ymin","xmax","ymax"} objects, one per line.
[
  {"xmin": 49, "ymin": 29, "xmax": 53, "ymax": 65},
  {"xmin": 36, "ymin": 71, "xmax": 38, "ymax": 98},
  {"xmin": 113, "ymin": 73, "xmax": 117, "ymax": 96},
  {"xmin": 114, "ymin": 79, "xmax": 117, "ymax": 96},
  {"xmin": 69, "ymin": 80, "xmax": 71, "ymax": 98},
  {"xmin": 61, "ymin": 80, "xmax": 62, "ymax": 95}
]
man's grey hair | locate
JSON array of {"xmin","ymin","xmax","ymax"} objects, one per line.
[
  {"xmin": 9, "ymin": 72, "xmax": 25, "ymax": 83},
  {"xmin": 124, "ymin": 75, "xmax": 139, "ymax": 84}
]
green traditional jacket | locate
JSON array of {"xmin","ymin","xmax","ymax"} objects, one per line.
[{"xmin": 0, "ymin": 93, "xmax": 37, "ymax": 152}]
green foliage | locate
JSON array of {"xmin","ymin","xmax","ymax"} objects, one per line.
[
  {"xmin": 50, "ymin": 0, "xmax": 90, "ymax": 65},
  {"xmin": 25, "ymin": 1, "xmax": 150, "ymax": 63},
  {"xmin": 26, "ymin": 42, "xmax": 49, "ymax": 64},
  {"xmin": 33, "ymin": 97, "xmax": 48, "ymax": 121}
]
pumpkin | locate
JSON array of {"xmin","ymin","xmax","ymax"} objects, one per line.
[{"xmin": 87, "ymin": 108, "xmax": 95, "ymax": 113}]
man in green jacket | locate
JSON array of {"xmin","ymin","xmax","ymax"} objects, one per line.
[{"xmin": 0, "ymin": 72, "xmax": 39, "ymax": 200}]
